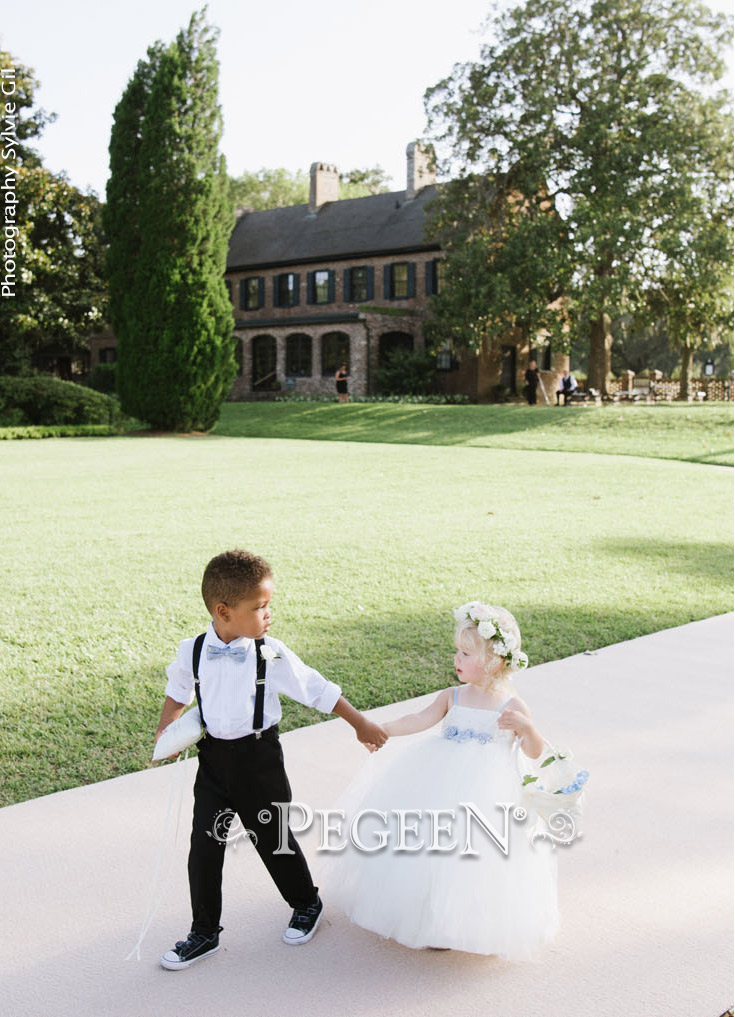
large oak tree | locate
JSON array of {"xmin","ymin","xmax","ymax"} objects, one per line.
[{"xmin": 424, "ymin": 0, "xmax": 733, "ymax": 395}]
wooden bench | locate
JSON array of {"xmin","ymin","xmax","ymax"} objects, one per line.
[{"xmin": 567, "ymin": 388, "xmax": 601, "ymax": 406}]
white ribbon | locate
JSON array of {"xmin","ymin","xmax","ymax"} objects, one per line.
[{"xmin": 125, "ymin": 749, "xmax": 191, "ymax": 961}]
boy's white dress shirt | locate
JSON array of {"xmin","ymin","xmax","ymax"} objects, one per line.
[{"xmin": 165, "ymin": 622, "xmax": 341, "ymax": 740}]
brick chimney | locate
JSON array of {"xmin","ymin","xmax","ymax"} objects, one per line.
[
  {"xmin": 406, "ymin": 142, "xmax": 435, "ymax": 200},
  {"xmin": 309, "ymin": 162, "xmax": 339, "ymax": 212}
]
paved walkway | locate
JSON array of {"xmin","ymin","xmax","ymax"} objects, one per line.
[{"xmin": 3, "ymin": 615, "xmax": 733, "ymax": 1017}]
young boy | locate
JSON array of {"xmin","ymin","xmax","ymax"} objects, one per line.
[{"xmin": 155, "ymin": 549, "xmax": 387, "ymax": 970}]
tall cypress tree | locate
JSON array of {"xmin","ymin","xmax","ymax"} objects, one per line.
[
  {"xmin": 104, "ymin": 45, "xmax": 163, "ymax": 407},
  {"xmin": 105, "ymin": 11, "xmax": 235, "ymax": 430}
]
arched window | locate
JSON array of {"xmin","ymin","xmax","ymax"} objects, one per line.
[
  {"xmin": 378, "ymin": 331, "xmax": 414, "ymax": 367},
  {"xmin": 251, "ymin": 335, "xmax": 278, "ymax": 390},
  {"xmin": 286, "ymin": 333, "xmax": 312, "ymax": 377},
  {"xmin": 321, "ymin": 332, "xmax": 350, "ymax": 376}
]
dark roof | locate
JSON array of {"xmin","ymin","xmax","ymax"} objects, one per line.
[{"xmin": 227, "ymin": 186, "xmax": 440, "ymax": 271}]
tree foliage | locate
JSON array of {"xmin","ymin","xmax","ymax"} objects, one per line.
[
  {"xmin": 339, "ymin": 165, "xmax": 392, "ymax": 199},
  {"xmin": 424, "ymin": 173, "xmax": 572, "ymax": 355},
  {"xmin": 0, "ymin": 51, "xmax": 106, "ymax": 375},
  {"xmin": 227, "ymin": 164, "xmax": 391, "ymax": 211},
  {"xmin": 423, "ymin": 0, "xmax": 733, "ymax": 394},
  {"xmin": 640, "ymin": 165, "xmax": 733, "ymax": 396},
  {"xmin": 228, "ymin": 167, "xmax": 309, "ymax": 210},
  {"xmin": 104, "ymin": 11, "xmax": 235, "ymax": 430}
]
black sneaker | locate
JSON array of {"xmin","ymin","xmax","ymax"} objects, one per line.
[
  {"xmin": 160, "ymin": 926, "xmax": 222, "ymax": 970},
  {"xmin": 282, "ymin": 895, "xmax": 323, "ymax": 945}
]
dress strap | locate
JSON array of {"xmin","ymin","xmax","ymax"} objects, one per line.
[
  {"xmin": 452, "ymin": 686, "xmax": 459, "ymax": 705},
  {"xmin": 498, "ymin": 696, "xmax": 514, "ymax": 712}
]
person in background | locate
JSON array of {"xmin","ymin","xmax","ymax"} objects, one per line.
[
  {"xmin": 335, "ymin": 363, "xmax": 349, "ymax": 403},
  {"xmin": 556, "ymin": 371, "xmax": 578, "ymax": 405},
  {"xmin": 524, "ymin": 360, "xmax": 540, "ymax": 405}
]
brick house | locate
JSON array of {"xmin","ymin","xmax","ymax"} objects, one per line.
[
  {"xmin": 226, "ymin": 143, "xmax": 568, "ymax": 401},
  {"xmin": 89, "ymin": 143, "xmax": 568, "ymax": 401}
]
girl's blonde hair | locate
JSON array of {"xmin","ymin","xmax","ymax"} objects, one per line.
[{"xmin": 454, "ymin": 604, "xmax": 522, "ymax": 690}]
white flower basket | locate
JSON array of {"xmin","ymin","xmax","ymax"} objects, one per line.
[{"xmin": 519, "ymin": 742, "xmax": 588, "ymax": 826}]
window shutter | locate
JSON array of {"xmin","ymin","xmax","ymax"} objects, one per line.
[
  {"xmin": 366, "ymin": 266, "xmax": 374, "ymax": 301},
  {"xmin": 425, "ymin": 261, "xmax": 434, "ymax": 296},
  {"xmin": 258, "ymin": 277, "xmax": 265, "ymax": 309},
  {"xmin": 240, "ymin": 279, "xmax": 247, "ymax": 310},
  {"xmin": 407, "ymin": 262, "xmax": 416, "ymax": 299},
  {"xmin": 292, "ymin": 273, "xmax": 300, "ymax": 306},
  {"xmin": 343, "ymin": 268, "xmax": 352, "ymax": 302},
  {"xmin": 306, "ymin": 271, "xmax": 315, "ymax": 305},
  {"xmin": 327, "ymin": 270, "xmax": 335, "ymax": 303},
  {"xmin": 273, "ymin": 275, "xmax": 280, "ymax": 307},
  {"xmin": 384, "ymin": 265, "xmax": 391, "ymax": 300}
]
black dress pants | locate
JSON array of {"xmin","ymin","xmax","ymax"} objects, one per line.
[{"xmin": 188, "ymin": 726, "xmax": 317, "ymax": 935}]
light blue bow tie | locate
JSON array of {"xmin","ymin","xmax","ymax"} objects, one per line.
[{"xmin": 207, "ymin": 644, "xmax": 247, "ymax": 663}]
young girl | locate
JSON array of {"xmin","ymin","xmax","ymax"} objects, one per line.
[{"xmin": 323, "ymin": 602, "xmax": 559, "ymax": 959}]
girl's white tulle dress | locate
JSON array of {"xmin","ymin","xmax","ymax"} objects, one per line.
[{"xmin": 321, "ymin": 689, "xmax": 559, "ymax": 958}]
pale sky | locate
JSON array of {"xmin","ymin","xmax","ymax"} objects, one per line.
[{"xmin": 2, "ymin": 0, "xmax": 732, "ymax": 199}]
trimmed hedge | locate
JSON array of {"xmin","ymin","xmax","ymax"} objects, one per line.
[
  {"xmin": 0, "ymin": 424, "xmax": 130, "ymax": 440},
  {"xmin": 273, "ymin": 393, "xmax": 471, "ymax": 405},
  {"xmin": 0, "ymin": 376, "xmax": 124, "ymax": 427}
]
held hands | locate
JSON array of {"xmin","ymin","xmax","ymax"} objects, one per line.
[
  {"xmin": 331, "ymin": 697, "xmax": 389, "ymax": 753},
  {"xmin": 356, "ymin": 718, "xmax": 389, "ymax": 753}
]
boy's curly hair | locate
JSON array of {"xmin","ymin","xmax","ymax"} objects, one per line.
[{"xmin": 201, "ymin": 549, "xmax": 272, "ymax": 612}]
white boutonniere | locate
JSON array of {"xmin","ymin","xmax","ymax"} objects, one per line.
[{"xmin": 259, "ymin": 644, "xmax": 281, "ymax": 663}]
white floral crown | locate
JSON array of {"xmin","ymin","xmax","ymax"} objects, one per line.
[{"xmin": 453, "ymin": 602, "xmax": 529, "ymax": 672}]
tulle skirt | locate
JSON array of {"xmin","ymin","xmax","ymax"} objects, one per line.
[{"xmin": 319, "ymin": 730, "xmax": 559, "ymax": 958}]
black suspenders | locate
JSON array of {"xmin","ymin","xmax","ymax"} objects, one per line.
[
  {"xmin": 253, "ymin": 638, "xmax": 266, "ymax": 736},
  {"xmin": 192, "ymin": 634, "xmax": 267, "ymax": 738},
  {"xmin": 192, "ymin": 633, "xmax": 207, "ymax": 732}
]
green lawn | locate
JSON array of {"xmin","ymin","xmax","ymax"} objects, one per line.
[
  {"xmin": 0, "ymin": 433, "xmax": 731, "ymax": 806},
  {"xmin": 214, "ymin": 401, "xmax": 733, "ymax": 466}
]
